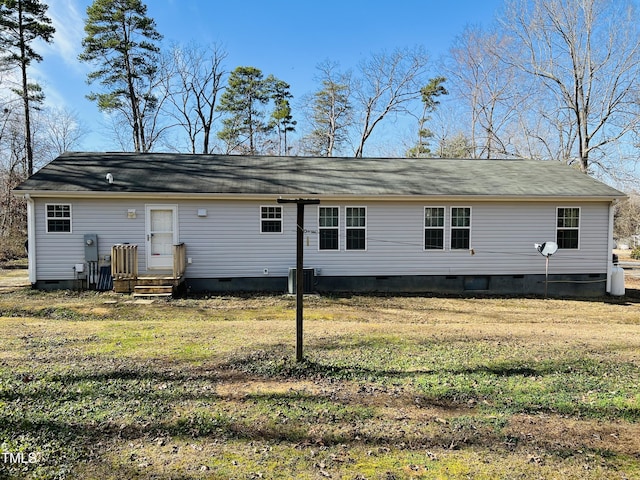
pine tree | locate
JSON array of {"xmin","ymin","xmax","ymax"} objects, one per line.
[
  {"xmin": 79, "ymin": 0, "xmax": 162, "ymax": 152},
  {"xmin": 267, "ymin": 76, "xmax": 295, "ymax": 155},
  {"xmin": 216, "ymin": 66, "xmax": 270, "ymax": 154},
  {"xmin": 407, "ymin": 77, "xmax": 447, "ymax": 158},
  {"xmin": 0, "ymin": 0, "xmax": 55, "ymax": 176}
]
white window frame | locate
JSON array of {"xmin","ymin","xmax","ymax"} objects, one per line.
[
  {"xmin": 556, "ymin": 206, "xmax": 580, "ymax": 249},
  {"xmin": 318, "ymin": 206, "xmax": 340, "ymax": 251},
  {"xmin": 424, "ymin": 206, "xmax": 446, "ymax": 251},
  {"xmin": 260, "ymin": 206, "xmax": 283, "ymax": 234},
  {"xmin": 345, "ymin": 206, "xmax": 367, "ymax": 251},
  {"xmin": 45, "ymin": 203, "xmax": 72, "ymax": 233},
  {"xmin": 450, "ymin": 206, "xmax": 472, "ymax": 250}
]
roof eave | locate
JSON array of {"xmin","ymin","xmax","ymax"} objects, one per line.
[{"xmin": 13, "ymin": 190, "xmax": 626, "ymax": 202}]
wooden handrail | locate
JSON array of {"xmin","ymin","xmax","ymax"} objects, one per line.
[{"xmin": 111, "ymin": 244, "xmax": 138, "ymax": 279}]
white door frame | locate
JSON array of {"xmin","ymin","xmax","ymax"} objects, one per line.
[{"xmin": 145, "ymin": 204, "xmax": 178, "ymax": 270}]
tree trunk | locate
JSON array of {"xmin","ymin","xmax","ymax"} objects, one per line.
[
  {"xmin": 121, "ymin": 16, "xmax": 142, "ymax": 152},
  {"xmin": 17, "ymin": 0, "xmax": 33, "ymax": 176}
]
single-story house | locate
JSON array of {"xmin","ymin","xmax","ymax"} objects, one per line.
[{"xmin": 14, "ymin": 152, "xmax": 626, "ymax": 296}]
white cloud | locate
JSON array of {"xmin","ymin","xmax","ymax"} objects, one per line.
[
  {"xmin": 29, "ymin": 1, "xmax": 91, "ymax": 111},
  {"xmin": 41, "ymin": 0, "xmax": 86, "ymax": 68}
]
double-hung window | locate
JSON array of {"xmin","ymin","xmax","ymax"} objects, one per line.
[
  {"xmin": 424, "ymin": 207, "xmax": 445, "ymax": 250},
  {"xmin": 346, "ymin": 207, "xmax": 366, "ymax": 250},
  {"xmin": 260, "ymin": 206, "xmax": 282, "ymax": 233},
  {"xmin": 318, "ymin": 207, "xmax": 339, "ymax": 250},
  {"xmin": 556, "ymin": 207, "xmax": 580, "ymax": 249},
  {"xmin": 46, "ymin": 204, "xmax": 72, "ymax": 233},
  {"xmin": 450, "ymin": 207, "xmax": 471, "ymax": 249}
]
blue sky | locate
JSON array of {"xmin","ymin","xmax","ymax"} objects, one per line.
[{"xmin": 37, "ymin": 0, "xmax": 504, "ymax": 151}]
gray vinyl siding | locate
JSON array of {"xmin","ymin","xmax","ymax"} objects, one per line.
[
  {"xmin": 34, "ymin": 199, "xmax": 146, "ymax": 280},
  {"xmin": 305, "ymin": 202, "xmax": 608, "ymax": 277},
  {"xmin": 179, "ymin": 202, "xmax": 296, "ymax": 278},
  {"xmin": 32, "ymin": 198, "xmax": 611, "ymax": 281}
]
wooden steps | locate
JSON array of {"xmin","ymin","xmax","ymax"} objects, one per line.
[
  {"xmin": 114, "ymin": 273, "xmax": 185, "ymax": 297},
  {"xmin": 133, "ymin": 285, "xmax": 174, "ymax": 297}
]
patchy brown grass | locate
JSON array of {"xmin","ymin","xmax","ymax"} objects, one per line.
[
  {"xmin": 0, "ymin": 278, "xmax": 639, "ymax": 479},
  {"xmin": 0, "ymin": 267, "xmax": 29, "ymax": 291}
]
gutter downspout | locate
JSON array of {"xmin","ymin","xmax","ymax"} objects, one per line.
[
  {"xmin": 24, "ymin": 194, "xmax": 36, "ymax": 285},
  {"xmin": 606, "ymin": 199, "xmax": 615, "ymax": 294}
]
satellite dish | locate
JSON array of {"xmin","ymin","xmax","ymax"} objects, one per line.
[{"xmin": 534, "ymin": 241, "xmax": 558, "ymax": 257}]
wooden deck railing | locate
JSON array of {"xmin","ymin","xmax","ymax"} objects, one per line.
[
  {"xmin": 173, "ymin": 243, "xmax": 187, "ymax": 279},
  {"xmin": 112, "ymin": 244, "xmax": 138, "ymax": 279},
  {"xmin": 112, "ymin": 243, "xmax": 185, "ymax": 280}
]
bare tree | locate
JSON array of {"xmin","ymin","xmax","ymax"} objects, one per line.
[
  {"xmin": 445, "ymin": 25, "xmax": 523, "ymax": 159},
  {"xmin": 0, "ymin": 84, "xmax": 15, "ymax": 146},
  {"xmin": 353, "ymin": 46, "xmax": 429, "ymax": 158},
  {"xmin": 301, "ymin": 60, "xmax": 352, "ymax": 157},
  {"xmin": 500, "ymin": 0, "xmax": 640, "ymax": 174},
  {"xmin": 36, "ymin": 107, "xmax": 87, "ymax": 161},
  {"xmin": 614, "ymin": 193, "xmax": 640, "ymax": 241},
  {"xmin": 513, "ymin": 84, "xmax": 578, "ymax": 161},
  {"xmin": 163, "ymin": 43, "xmax": 227, "ymax": 153},
  {"xmin": 0, "ymin": 107, "xmax": 27, "ymax": 258},
  {"xmin": 1, "ymin": 104, "xmax": 85, "ymax": 187},
  {"xmin": 438, "ymin": 131, "xmax": 474, "ymax": 158},
  {"xmin": 0, "ymin": 103, "xmax": 26, "ymax": 177}
]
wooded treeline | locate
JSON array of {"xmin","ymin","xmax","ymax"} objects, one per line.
[{"xmin": 1, "ymin": 0, "xmax": 640, "ymax": 259}]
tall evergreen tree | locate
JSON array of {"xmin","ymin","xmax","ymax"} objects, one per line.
[
  {"xmin": 407, "ymin": 76, "xmax": 448, "ymax": 158},
  {"xmin": 79, "ymin": 0, "xmax": 162, "ymax": 152},
  {"xmin": 267, "ymin": 76, "xmax": 295, "ymax": 155},
  {"xmin": 0, "ymin": 0, "xmax": 55, "ymax": 176},
  {"xmin": 216, "ymin": 66, "xmax": 270, "ymax": 154}
]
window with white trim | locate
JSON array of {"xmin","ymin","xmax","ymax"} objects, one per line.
[
  {"xmin": 450, "ymin": 207, "xmax": 471, "ymax": 249},
  {"xmin": 346, "ymin": 207, "xmax": 366, "ymax": 250},
  {"xmin": 46, "ymin": 204, "xmax": 72, "ymax": 233},
  {"xmin": 260, "ymin": 206, "xmax": 282, "ymax": 233},
  {"xmin": 556, "ymin": 207, "xmax": 580, "ymax": 249},
  {"xmin": 424, "ymin": 207, "xmax": 445, "ymax": 250},
  {"xmin": 318, "ymin": 207, "xmax": 339, "ymax": 250}
]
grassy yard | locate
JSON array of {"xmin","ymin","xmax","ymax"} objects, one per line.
[{"xmin": 0, "ymin": 285, "xmax": 639, "ymax": 479}]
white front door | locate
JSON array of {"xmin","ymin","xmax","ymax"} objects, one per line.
[{"xmin": 146, "ymin": 205, "xmax": 178, "ymax": 270}]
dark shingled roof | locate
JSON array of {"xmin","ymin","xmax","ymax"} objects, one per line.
[{"xmin": 15, "ymin": 152, "xmax": 625, "ymax": 198}]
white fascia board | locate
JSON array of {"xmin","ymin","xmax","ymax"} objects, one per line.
[{"xmin": 14, "ymin": 190, "xmax": 626, "ymax": 203}]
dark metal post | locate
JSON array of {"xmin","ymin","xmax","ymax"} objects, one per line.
[
  {"xmin": 278, "ymin": 198, "xmax": 320, "ymax": 362},
  {"xmin": 295, "ymin": 203, "xmax": 304, "ymax": 362}
]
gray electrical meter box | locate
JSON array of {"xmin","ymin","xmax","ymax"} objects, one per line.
[{"xmin": 84, "ymin": 234, "xmax": 98, "ymax": 262}]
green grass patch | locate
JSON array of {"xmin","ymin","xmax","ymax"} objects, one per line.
[{"xmin": 0, "ymin": 290, "xmax": 639, "ymax": 478}]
